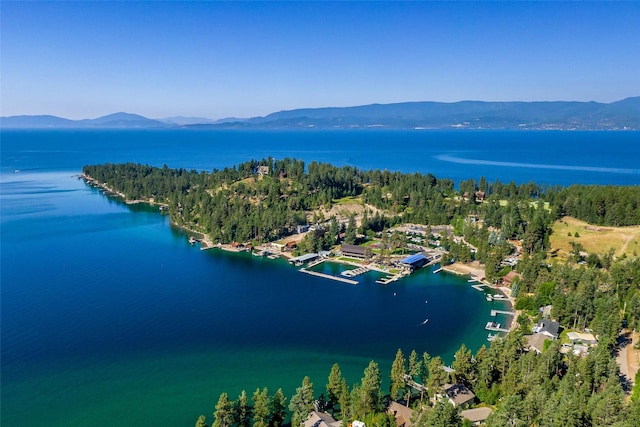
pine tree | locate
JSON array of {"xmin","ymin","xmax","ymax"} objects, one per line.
[
  {"xmin": 338, "ymin": 378, "xmax": 351, "ymax": 419},
  {"xmin": 252, "ymin": 387, "xmax": 270, "ymax": 427},
  {"xmin": 427, "ymin": 356, "xmax": 448, "ymax": 394},
  {"xmin": 289, "ymin": 376, "xmax": 314, "ymax": 427},
  {"xmin": 452, "ymin": 344, "xmax": 474, "ymax": 386},
  {"xmin": 269, "ymin": 388, "xmax": 287, "ymax": 427},
  {"xmin": 390, "ymin": 349, "xmax": 406, "ymax": 401},
  {"xmin": 326, "ymin": 363, "xmax": 343, "ymax": 414},
  {"xmin": 360, "ymin": 360, "xmax": 382, "ymax": 414},
  {"xmin": 235, "ymin": 390, "xmax": 252, "ymax": 427},
  {"xmin": 196, "ymin": 415, "xmax": 208, "ymax": 427},
  {"xmin": 213, "ymin": 392, "xmax": 234, "ymax": 427}
]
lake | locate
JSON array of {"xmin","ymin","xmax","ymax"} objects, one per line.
[{"xmin": 1, "ymin": 129, "xmax": 637, "ymax": 426}]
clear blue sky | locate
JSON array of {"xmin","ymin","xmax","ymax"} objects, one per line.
[{"xmin": 2, "ymin": 1, "xmax": 639, "ymax": 119}]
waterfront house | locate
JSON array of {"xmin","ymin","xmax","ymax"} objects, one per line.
[
  {"xmin": 525, "ymin": 333, "xmax": 550, "ymax": 354},
  {"xmin": 284, "ymin": 241, "xmax": 298, "ymax": 251},
  {"xmin": 502, "ymin": 270, "xmax": 522, "ymax": 287},
  {"xmin": 533, "ymin": 320, "xmax": 560, "ymax": 339},
  {"xmin": 461, "ymin": 407, "xmax": 492, "ymax": 426},
  {"xmin": 442, "ymin": 383, "xmax": 476, "ymax": 408},
  {"xmin": 257, "ymin": 165, "xmax": 269, "ymax": 176},
  {"xmin": 303, "ymin": 411, "xmax": 342, "ymax": 427},
  {"xmin": 387, "ymin": 401, "xmax": 414, "ymax": 427}
]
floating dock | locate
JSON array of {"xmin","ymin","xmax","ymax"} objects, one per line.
[
  {"xmin": 299, "ymin": 268, "xmax": 358, "ymax": 285},
  {"xmin": 341, "ymin": 266, "xmax": 369, "ymax": 277},
  {"xmin": 485, "ymin": 321, "xmax": 510, "ymax": 333},
  {"xmin": 433, "ymin": 267, "xmax": 443, "ymax": 274}
]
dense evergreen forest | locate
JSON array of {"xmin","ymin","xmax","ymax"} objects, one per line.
[{"xmin": 82, "ymin": 159, "xmax": 640, "ymax": 427}]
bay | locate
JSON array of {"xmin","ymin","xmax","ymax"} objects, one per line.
[{"xmin": 1, "ymin": 129, "xmax": 637, "ymax": 427}]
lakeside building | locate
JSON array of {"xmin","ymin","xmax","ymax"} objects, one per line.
[
  {"xmin": 502, "ymin": 270, "xmax": 522, "ymax": 287},
  {"xmin": 533, "ymin": 319, "xmax": 561, "ymax": 339},
  {"xmin": 340, "ymin": 244, "xmax": 371, "ymax": 259},
  {"xmin": 399, "ymin": 253, "xmax": 429, "ymax": 271},
  {"xmin": 460, "ymin": 407, "xmax": 493, "ymax": 426},
  {"xmin": 387, "ymin": 401, "xmax": 414, "ymax": 427},
  {"xmin": 525, "ymin": 333, "xmax": 551, "ymax": 354},
  {"xmin": 439, "ymin": 383, "xmax": 476, "ymax": 408},
  {"xmin": 303, "ymin": 412, "xmax": 342, "ymax": 427},
  {"xmin": 289, "ymin": 253, "xmax": 319, "ymax": 266}
]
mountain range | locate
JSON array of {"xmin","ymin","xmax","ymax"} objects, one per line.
[{"xmin": 2, "ymin": 98, "xmax": 639, "ymax": 130}]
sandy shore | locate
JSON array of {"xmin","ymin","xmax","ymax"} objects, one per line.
[{"xmin": 442, "ymin": 261, "xmax": 486, "ymax": 280}]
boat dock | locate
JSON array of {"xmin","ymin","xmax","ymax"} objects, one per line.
[
  {"xmin": 433, "ymin": 267, "xmax": 443, "ymax": 274},
  {"xmin": 341, "ymin": 266, "xmax": 369, "ymax": 277},
  {"xmin": 491, "ymin": 310, "xmax": 516, "ymax": 317},
  {"xmin": 299, "ymin": 268, "xmax": 358, "ymax": 285},
  {"xmin": 485, "ymin": 321, "xmax": 510, "ymax": 333}
]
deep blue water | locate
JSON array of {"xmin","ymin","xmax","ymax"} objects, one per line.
[
  {"xmin": 2, "ymin": 129, "xmax": 639, "ymax": 185},
  {"xmin": 1, "ymin": 129, "xmax": 638, "ymax": 427}
]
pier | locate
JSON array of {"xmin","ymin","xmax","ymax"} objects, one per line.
[
  {"xmin": 376, "ymin": 271, "xmax": 406, "ymax": 285},
  {"xmin": 299, "ymin": 268, "xmax": 358, "ymax": 285},
  {"xmin": 490, "ymin": 310, "xmax": 516, "ymax": 317},
  {"xmin": 433, "ymin": 267, "xmax": 443, "ymax": 274}
]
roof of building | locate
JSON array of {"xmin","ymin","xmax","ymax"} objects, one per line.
[
  {"xmin": 503, "ymin": 270, "xmax": 522, "ymax": 283},
  {"xmin": 567, "ymin": 332, "xmax": 598, "ymax": 343},
  {"xmin": 304, "ymin": 411, "xmax": 342, "ymax": 427},
  {"xmin": 525, "ymin": 333, "xmax": 550, "ymax": 353},
  {"xmin": 387, "ymin": 401, "xmax": 414, "ymax": 427},
  {"xmin": 460, "ymin": 407, "xmax": 493, "ymax": 423},
  {"xmin": 444, "ymin": 383, "xmax": 476, "ymax": 406},
  {"xmin": 535, "ymin": 319, "xmax": 560, "ymax": 337},
  {"xmin": 341, "ymin": 244, "xmax": 368, "ymax": 255},
  {"xmin": 400, "ymin": 253, "xmax": 428, "ymax": 266},
  {"xmin": 289, "ymin": 253, "xmax": 318, "ymax": 263}
]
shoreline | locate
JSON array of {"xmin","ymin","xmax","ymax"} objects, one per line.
[
  {"xmin": 82, "ymin": 173, "xmax": 518, "ymax": 334},
  {"xmin": 442, "ymin": 261, "xmax": 518, "ymax": 332}
]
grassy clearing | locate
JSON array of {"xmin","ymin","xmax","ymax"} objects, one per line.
[
  {"xmin": 333, "ymin": 195, "xmax": 363, "ymax": 205},
  {"xmin": 550, "ymin": 216, "xmax": 640, "ymax": 261}
]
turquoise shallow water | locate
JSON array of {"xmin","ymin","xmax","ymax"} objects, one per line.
[{"xmin": 2, "ymin": 129, "xmax": 635, "ymax": 426}]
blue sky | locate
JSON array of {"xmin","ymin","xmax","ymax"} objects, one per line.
[{"xmin": 2, "ymin": 1, "xmax": 639, "ymax": 119}]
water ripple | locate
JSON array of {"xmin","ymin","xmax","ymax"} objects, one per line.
[{"xmin": 435, "ymin": 154, "xmax": 640, "ymax": 175}]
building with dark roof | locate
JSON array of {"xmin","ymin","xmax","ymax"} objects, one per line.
[
  {"xmin": 533, "ymin": 319, "xmax": 560, "ymax": 339},
  {"xmin": 341, "ymin": 244, "xmax": 371, "ymax": 259},
  {"xmin": 443, "ymin": 383, "xmax": 476, "ymax": 408}
]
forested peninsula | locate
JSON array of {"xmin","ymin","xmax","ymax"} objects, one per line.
[{"xmin": 82, "ymin": 159, "xmax": 640, "ymax": 427}]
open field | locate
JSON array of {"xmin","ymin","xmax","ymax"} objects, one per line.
[{"xmin": 550, "ymin": 217, "xmax": 640, "ymax": 260}]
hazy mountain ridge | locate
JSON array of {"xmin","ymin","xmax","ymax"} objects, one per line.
[
  {"xmin": 2, "ymin": 98, "xmax": 639, "ymax": 129},
  {"xmin": 1, "ymin": 112, "xmax": 169, "ymax": 129}
]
